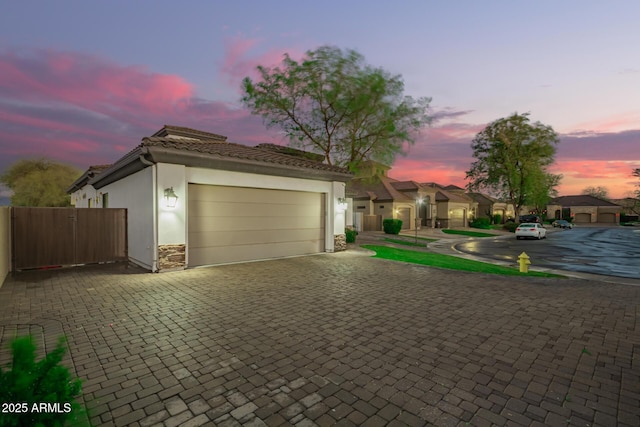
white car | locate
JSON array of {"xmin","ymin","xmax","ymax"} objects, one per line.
[{"xmin": 515, "ymin": 223, "xmax": 547, "ymax": 240}]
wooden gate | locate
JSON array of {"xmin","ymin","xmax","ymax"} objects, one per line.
[
  {"xmin": 363, "ymin": 215, "xmax": 382, "ymax": 231},
  {"xmin": 11, "ymin": 207, "xmax": 127, "ymax": 270}
]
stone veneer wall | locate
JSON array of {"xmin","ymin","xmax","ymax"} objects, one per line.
[
  {"xmin": 334, "ymin": 234, "xmax": 347, "ymax": 252},
  {"xmin": 158, "ymin": 244, "xmax": 186, "ymax": 270}
]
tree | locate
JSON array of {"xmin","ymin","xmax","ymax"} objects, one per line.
[
  {"xmin": 242, "ymin": 45, "xmax": 432, "ymax": 171},
  {"xmin": 527, "ymin": 168, "xmax": 561, "ymax": 215},
  {"xmin": 581, "ymin": 186, "xmax": 609, "ymax": 200},
  {"xmin": 0, "ymin": 158, "xmax": 81, "ymax": 206},
  {"xmin": 634, "ymin": 168, "xmax": 640, "ymax": 198},
  {"xmin": 465, "ymin": 113, "xmax": 561, "ymax": 220}
]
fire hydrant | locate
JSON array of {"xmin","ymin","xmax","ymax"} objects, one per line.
[{"xmin": 518, "ymin": 252, "xmax": 531, "ymax": 273}]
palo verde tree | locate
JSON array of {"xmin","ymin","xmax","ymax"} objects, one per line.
[
  {"xmin": 242, "ymin": 45, "xmax": 432, "ymax": 171},
  {"xmin": 0, "ymin": 158, "xmax": 81, "ymax": 206},
  {"xmin": 465, "ymin": 113, "xmax": 561, "ymax": 220}
]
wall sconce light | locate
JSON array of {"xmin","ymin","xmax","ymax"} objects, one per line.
[
  {"xmin": 164, "ymin": 187, "xmax": 178, "ymax": 208},
  {"xmin": 337, "ymin": 197, "xmax": 348, "ymax": 211}
]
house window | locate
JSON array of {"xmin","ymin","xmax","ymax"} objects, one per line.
[
  {"xmin": 102, "ymin": 193, "xmax": 109, "ymax": 208},
  {"xmin": 379, "ymin": 205, "xmax": 384, "ymax": 209},
  {"xmin": 357, "ymin": 206, "xmax": 366, "ymax": 209},
  {"xmin": 88, "ymin": 198, "xmax": 92, "ymax": 208}
]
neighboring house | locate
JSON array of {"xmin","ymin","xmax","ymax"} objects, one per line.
[
  {"xmin": 547, "ymin": 195, "xmax": 623, "ymax": 223},
  {"xmin": 466, "ymin": 192, "xmax": 512, "ymax": 223},
  {"xmin": 426, "ymin": 184, "xmax": 478, "ymax": 228},
  {"xmin": 69, "ymin": 164, "xmax": 112, "ymax": 208},
  {"xmin": 611, "ymin": 197, "xmax": 640, "ymax": 219},
  {"xmin": 347, "ymin": 163, "xmax": 430, "ymax": 231},
  {"xmin": 346, "ymin": 163, "xmax": 477, "ymax": 230},
  {"xmin": 68, "ymin": 125, "xmax": 353, "ymax": 272}
]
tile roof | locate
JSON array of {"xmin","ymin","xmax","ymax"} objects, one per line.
[
  {"xmin": 467, "ymin": 192, "xmax": 500, "ymax": 204},
  {"xmin": 550, "ymin": 195, "xmax": 621, "ymax": 207},
  {"xmin": 67, "ymin": 164, "xmax": 114, "ymax": 193},
  {"xmin": 255, "ymin": 143, "xmax": 326, "ymax": 162},
  {"xmin": 389, "ymin": 181, "xmax": 421, "ymax": 191},
  {"xmin": 422, "ymin": 182, "xmax": 474, "ymax": 203},
  {"xmin": 346, "ymin": 175, "xmax": 413, "ymax": 202},
  {"xmin": 140, "ymin": 136, "xmax": 349, "ymax": 174},
  {"xmin": 152, "ymin": 125, "xmax": 227, "ymax": 141},
  {"xmin": 444, "ymin": 184, "xmax": 465, "ymax": 191}
]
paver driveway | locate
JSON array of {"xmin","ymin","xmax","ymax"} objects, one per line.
[{"xmin": 1, "ymin": 248, "xmax": 639, "ymax": 426}]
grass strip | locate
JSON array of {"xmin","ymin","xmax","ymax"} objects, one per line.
[
  {"xmin": 441, "ymin": 229, "xmax": 497, "ymax": 237},
  {"xmin": 383, "ymin": 238, "xmax": 428, "ymax": 247},
  {"xmin": 362, "ymin": 245, "xmax": 563, "ymax": 277},
  {"xmin": 397, "ymin": 235, "xmax": 438, "ymax": 242}
]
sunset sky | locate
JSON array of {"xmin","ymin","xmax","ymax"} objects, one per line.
[{"xmin": 1, "ymin": 1, "xmax": 639, "ymax": 199}]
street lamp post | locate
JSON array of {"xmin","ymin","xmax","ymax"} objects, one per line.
[{"xmin": 415, "ymin": 197, "xmax": 423, "ymax": 244}]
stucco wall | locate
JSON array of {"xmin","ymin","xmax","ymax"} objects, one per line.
[
  {"xmin": 98, "ymin": 167, "xmax": 154, "ymax": 269},
  {"xmin": 71, "ymin": 184, "xmax": 98, "ymax": 208},
  {"xmin": 157, "ymin": 163, "xmax": 187, "ymax": 246},
  {"xmin": 0, "ymin": 207, "xmax": 10, "ymax": 287}
]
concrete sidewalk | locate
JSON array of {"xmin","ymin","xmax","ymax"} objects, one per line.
[{"xmin": 1, "ymin": 251, "xmax": 639, "ymax": 426}]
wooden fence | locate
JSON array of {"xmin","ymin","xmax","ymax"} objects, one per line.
[{"xmin": 11, "ymin": 207, "xmax": 127, "ymax": 270}]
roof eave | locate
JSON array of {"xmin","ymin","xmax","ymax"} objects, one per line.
[
  {"xmin": 90, "ymin": 147, "xmax": 147, "ymax": 190},
  {"xmin": 146, "ymin": 146, "xmax": 353, "ymax": 182}
]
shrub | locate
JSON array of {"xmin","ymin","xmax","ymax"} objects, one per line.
[
  {"xmin": 503, "ymin": 222, "xmax": 518, "ymax": 232},
  {"xmin": 492, "ymin": 214, "xmax": 502, "ymax": 224},
  {"xmin": 0, "ymin": 335, "xmax": 87, "ymax": 427},
  {"xmin": 471, "ymin": 217, "xmax": 491, "ymax": 229},
  {"xmin": 345, "ymin": 228, "xmax": 357, "ymax": 243},
  {"xmin": 382, "ymin": 218, "xmax": 403, "ymax": 234}
]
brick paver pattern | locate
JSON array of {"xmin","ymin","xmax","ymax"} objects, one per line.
[{"xmin": 1, "ymin": 249, "xmax": 639, "ymax": 426}]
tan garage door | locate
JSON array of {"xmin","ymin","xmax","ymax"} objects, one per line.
[
  {"xmin": 188, "ymin": 184, "xmax": 325, "ymax": 266},
  {"xmin": 397, "ymin": 208, "xmax": 411, "ymax": 229},
  {"xmin": 574, "ymin": 213, "xmax": 591, "ymax": 223},
  {"xmin": 599, "ymin": 213, "xmax": 616, "ymax": 223},
  {"xmin": 450, "ymin": 208, "xmax": 465, "ymax": 228}
]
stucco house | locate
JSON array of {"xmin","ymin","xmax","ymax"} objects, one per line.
[
  {"xmin": 611, "ymin": 197, "xmax": 640, "ymax": 220},
  {"xmin": 68, "ymin": 125, "xmax": 353, "ymax": 272},
  {"xmin": 466, "ymin": 192, "xmax": 513, "ymax": 223},
  {"xmin": 346, "ymin": 163, "xmax": 477, "ymax": 230},
  {"xmin": 547, "ymin": 195, "xmax": 622, "ymax": 223},
  {"xmin": 429, "ymin": 185, "xmax": 478, "ymax": 228}
]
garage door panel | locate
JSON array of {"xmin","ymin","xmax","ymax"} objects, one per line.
[
  {"xmin": 190, "ymin": 240, "xmax": 324, "ymax": 266},
  {"xmin": 574, "ymin": 213, "xmax": 591, "ymax": 223},
  {"xmin": 599, "ymin": 213, "xmax": 615, "ymax": 223},
  {"xmin": 188, "ymin": 184, "xmax": 325, "ymax": 266},
  {"xmin": 190, "ymin": 185, "xmax": 319, "ymax": 204},
  {"xmin": 190, "ymin": 215, "xmax": 323, "ymax": 233},
  {"xmin": 189, "ymin": 228, "xmax": 324, "ymax": 248},
  {"xmin": 189, "ymin": 201, "xmax": 320, "ymax": 218}
]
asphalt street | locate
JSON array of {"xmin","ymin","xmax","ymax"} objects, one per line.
[{"xmin": 455, "ymin": 226, "xmax": 640, "ymax": 279}]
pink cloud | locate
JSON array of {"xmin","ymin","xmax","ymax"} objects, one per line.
[
  {"xmin": 566, "ymin": 113, "xmax": 640, "ymax": 134},
  {"xmin": 550, "ymin": 160, "xmax": 640, "ymax": 198},
  {"xmin": 219, "ymin": 36, "xmax": 304, "ymax": 88},
  {"xmin": 0, "ymin": 46, "xmax": 286, "ymax": 176},
  {"xmin": 1, "ymin": 45, "xmax": 637, "ymax": 205}
]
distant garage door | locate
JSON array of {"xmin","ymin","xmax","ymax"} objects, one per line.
[
  {"xmin": 188, "ymin": 184, "xmax": 325, "ymax": 266},
  {"xmin": 574, "ymin": 213, "xmax": 591, "ymax": 223},
  {"xmin": 450, "ymin": 208, "xmax": 465, "ymax": 228},
  {"xmin": 397, "ymin": 208, "xmax": 411, "ymax": 229},
  {"xmin": 599, "ymin": 213, "xmax": 616, "ymax": 223}
]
